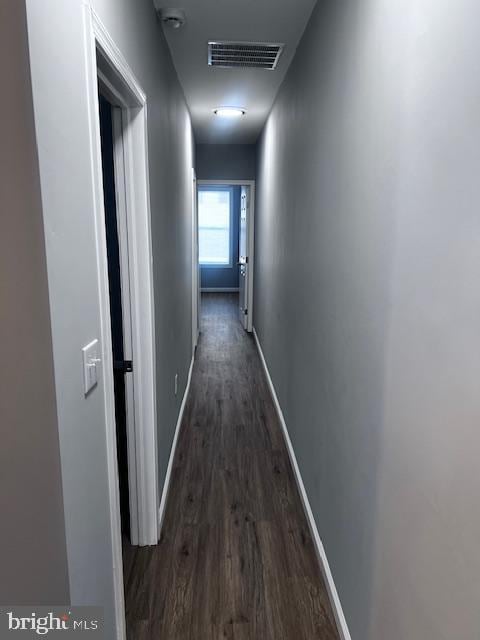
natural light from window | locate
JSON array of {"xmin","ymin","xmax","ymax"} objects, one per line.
[{"xmin": 198, "ymin": 189, "xmax": 231, "ymax": 266}]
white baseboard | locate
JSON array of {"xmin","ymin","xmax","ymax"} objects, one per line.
[
  {"xmin": 253, "ymin": 328, "xmax": 352, "ymax": 640},
  {"xmin": 158, "ymin": 355, "xmax": 195, "ymax": 535},
  {"xmin": 201, "ymin": 287, "xmax": 239, "ymax": 293}
]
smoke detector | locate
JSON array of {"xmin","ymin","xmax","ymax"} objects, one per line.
[{"xmin": 158, "ymin": 8, "xmax": 186, "ymax": 29}]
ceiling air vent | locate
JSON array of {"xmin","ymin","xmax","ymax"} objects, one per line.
[{"xmin": 208, "ymin": 41, "xmax": 284, "ymax": 70}]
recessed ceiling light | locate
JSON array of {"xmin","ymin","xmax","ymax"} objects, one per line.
[{"xmin": 213, "ymin": 107, "xmax": 246, "ymax": 118}]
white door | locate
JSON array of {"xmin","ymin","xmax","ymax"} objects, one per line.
[
  {"xmin": 238, "ymin": 186, "xmax": 249, "ymax": 329},
  {"xmin": 111, "ymin": 107, "xmax": 139, "ymax": 544}
]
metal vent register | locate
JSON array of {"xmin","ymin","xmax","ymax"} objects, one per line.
[{"xmin": 208, "ymin": 41, "xmax": 284, "ymax": 70}]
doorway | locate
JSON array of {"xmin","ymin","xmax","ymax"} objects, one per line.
[
  {"xmin": 83, "ymin": 8, "xmax": 160, "ymax": 636},
  {"xmin": 94, "ymin": 42, "xmax": 159, "ymax": 550},
  {"xmin": 95, "ymin": 53, "xmax": 160, "ymax": 551},
  {"xmin": 197, "ymin": 180, "xmax": 255, "ymax": 332}
]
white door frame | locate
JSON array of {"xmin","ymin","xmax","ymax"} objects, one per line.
[
  {"xmin": 83, "ymin": 5, "xmax": 158, "ymax": 637},
  {"xmin": 192, "ymin": 168, "xmax": 200, "ymax": 350},
  {"xmin": 108, "ymin": 105, "xmax": 139, "ymax": 543},
  {"xmin": 197, "ymin": 180, "xmax": 255, "ymax": 332}
]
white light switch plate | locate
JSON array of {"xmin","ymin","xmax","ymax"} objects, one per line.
[{"xmin": 82, "ymin": 339, "xmax": 100, "ymax": 395}]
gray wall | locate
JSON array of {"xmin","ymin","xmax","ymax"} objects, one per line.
[
  {"xmin": 0, "ymin": 0, "xmax": 69, "ymax": 604},
  {"xmin": 255, "ymin": 1, "xmax": 480, "ymax": 639},
  {"xmin": 24, "ymin": 0, "xmax": 194, "ymax": 636},
  {"xmin": 196, "ymin": 144, "xmax": 256, "ymax": 180}
]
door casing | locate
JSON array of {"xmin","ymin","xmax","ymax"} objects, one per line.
[
  {"xmin": 197, "ymin": 179, "xmax": 255, "ymax": 332},
  {"xmin": 238, "ymin": 186, "xmax": 249, "ymax": 329},
  {"xmin": 84, "ymin": 6, "xmax": 159, "ymax": 638},
  {"xmin": 192, "ymin": 168, "xmax": 200, "ymax": 350}
]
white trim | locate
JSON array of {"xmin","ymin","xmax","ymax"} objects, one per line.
[
  {"xmin": 83, "ymin": 5, "xmax": 159, "ymax": 638},
  {"xmin": 197, "ymin": 179, "xmax": 255, "ymax": 332},
  {"xmin": 82, "ymin": 7, "xmax": 126, "ymax": 640},
  {"xmin": 253, "ymin": 328, "xmax": 352, "ymax": 640},
  {"xmin": 158, "ymin": 356, "xmax": 195, "ymax": 533},
  {"xmin": 246, "ymin": 185, "xmax": 255, "ymax": 332},
  {"xmin": 91, "ymin": 7, "xmax": 158, "ymax": 548},
  {"xmin": 201, "ymin": 287, "xmax": 239, "ymax": 293},
  {"xmin": 120, "ymin": 108, "xmax": 158, "ymax": 546},
  {"xmin": 111, "ymin": 107, "xmax": 140, "ymax": 545},
  {"xmin": 191, "ymin": 168, "xmax": 199, "ymax": 352},
  {"xmin": 92, "ymin": 11, "xmax": 146, "ymax": 106}
]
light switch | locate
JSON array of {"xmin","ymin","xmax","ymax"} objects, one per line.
[{"xmin": 82, "ymin": 339, "xmax": 100, "ymax": 395}]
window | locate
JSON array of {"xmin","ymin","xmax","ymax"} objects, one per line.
[{"xmin": 198, "ymin": 188, "xmax": 232, "ymax": 266}]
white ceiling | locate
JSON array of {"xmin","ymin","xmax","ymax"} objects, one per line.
[{"xmin": 156, "ymin": 0, "xmax": 317, "ymax": 144}]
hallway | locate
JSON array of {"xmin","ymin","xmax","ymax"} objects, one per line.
[
  {"xmin": 123, "ymin": 294, "xmax": 339, "ymax": 639},
  {"xmin": 6, "ymin": 0, "xmax": 480, "ymax": 637}
]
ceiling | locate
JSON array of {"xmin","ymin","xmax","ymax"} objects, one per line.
[{"xmin": 155, "ymin": 0, "xmax": 317, "ymax": 144}]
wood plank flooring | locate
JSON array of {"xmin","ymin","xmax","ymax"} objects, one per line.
[{"xmin": 122, "ymin": 293, "xmax": 339, "ymax": 640}]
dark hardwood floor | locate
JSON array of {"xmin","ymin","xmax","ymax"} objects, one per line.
[{"xmin": 122, "ymin": 293, "xmax": 339, "ymax": 640}]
